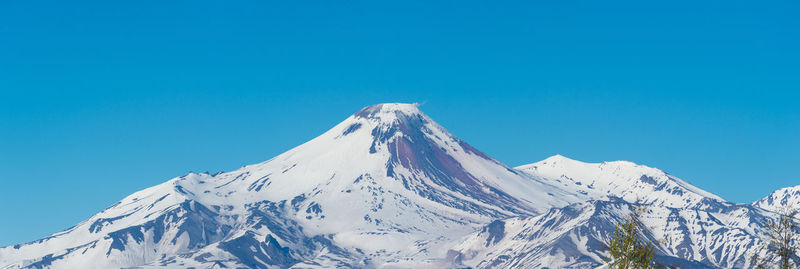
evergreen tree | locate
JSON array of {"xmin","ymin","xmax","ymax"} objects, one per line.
[
  {"xmin": 607, "ymin": 205, "xmax": 658, "ymax": 269},
  {"xmin": 752, "ymin": 207, "xmax": 800, "ymax": 269}
]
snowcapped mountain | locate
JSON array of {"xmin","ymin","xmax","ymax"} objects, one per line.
[
  {"xmin": 752, "ymin": 185, "xmax": 800, "ymax": 212},
  {"xmin": 0, "ymin": 103, "xmax": 794, "ymax": 269},
  {"xmin": 0, "ymin": 103, "xmax": 579, "ymax": 269},
  {"xmin": 516, "ymin": 155, "xmax": 724, "ymax": 209}
]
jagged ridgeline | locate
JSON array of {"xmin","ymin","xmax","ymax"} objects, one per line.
[{"xmin": 1, "ymin": 103, "xmax": 796, "ymax": 269}]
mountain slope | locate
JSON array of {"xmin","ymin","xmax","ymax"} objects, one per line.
[
  {"xmin": 0, "ymin": 103, "xmax": 580, "ymax": 269},
  {"xmin": 448, "ymin": 198, "xmax": 769, "ymax": 269}
]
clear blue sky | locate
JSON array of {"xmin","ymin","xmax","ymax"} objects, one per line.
[{"xmin": 1, "ymin": 0, "xmax": 798, "ymax": 246}]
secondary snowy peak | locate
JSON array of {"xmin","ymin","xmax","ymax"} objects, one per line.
[
  {"xmin": 516, "ymin": 155, "xmax": 724, "ymax": 208},
  {"xmin": 753, "ymin": 185, "xmax": 800, "ymax": 212}
]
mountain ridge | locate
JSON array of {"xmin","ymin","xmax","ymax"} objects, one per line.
[{"xmin": 516, "ymin": 154, "xmax": 725, "ymax": 209}]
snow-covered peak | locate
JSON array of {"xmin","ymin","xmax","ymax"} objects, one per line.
[
  {"xmin": 516, "ymin": 155, "xmax": 724, "ymax": 208},
  {"xmin": 521, "ymin": 154, "xmax": 643, "ymax": 169},
  {"xmin": 350, "ymin": 103, "xmax": 429, "ymax": 128},
  {"xmin": 532, "ymin": 154, "xmax": 583, "ymax": 166},
  {"xmin": 354, "ymin": 102, "xmax": 422, "ymax": 118},
  {"xmin": 753, "ymin": 185, "xmax": 800, "ymax": 212}
]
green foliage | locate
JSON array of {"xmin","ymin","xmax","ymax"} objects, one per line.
[
  {"xmin": 751, "ymin": 207, "xmax": 800, "ymax": 269},
  {"xmin": 607, "ymin": 206, "xmax": 657, "ymax": 269}
]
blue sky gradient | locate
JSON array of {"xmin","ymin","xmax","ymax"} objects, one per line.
[{"xmin": 1, "ymin": 0, "xmax": 798, "ymax": 246}]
